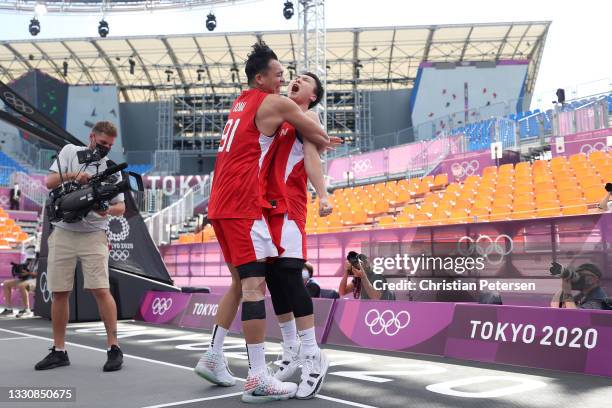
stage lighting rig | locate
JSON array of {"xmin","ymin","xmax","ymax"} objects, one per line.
[
  {"xmin": 29, "ymin": 17, "xmax": 40, "ymax": 36},
  {"xmin": 283, "ymin": 1, "xmax": 294, "ymax": 19},
  {"xmin": 206, "ymin": 12, "xmax": 216, "ymax": 31},
  {"xmin": 98, "ymin": 19, "xmax": 109, "ymax": 37}
]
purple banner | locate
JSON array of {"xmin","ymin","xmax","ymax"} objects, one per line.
[
  {"xmin": 445, "ymin": 304, "xmax": 612, "ymax": 377},
  {"xmin": 138, "ymin": 291, "xmax": 191, "ymax": 325},
  {"xmin": 326, "ymin": 137, "xmax": 460, "ymax": 184},
  {"xmin": 143, "ymin": 174, "xmax": 211, "ymax": 197},
  {"xmin": 431, "ymin": 149, "xmax": 519, "ymax": 183},
  {"xmin": 325, "ymin": 300, "xmax": 454, "ymax": 354},
  {"xmin": 144, "ymin": 291, "xmax": 335, "ymax": 344},
  {"xmin": 327, "ymin": 150, "xmax": 387, "ymax": 183},
  {"xmin": 179, "ymin": 293, "xmax": 227, "ymax": 330},
  {"xmin": 137, "ymin": 291, "xmax": 612, "ymax": 378},
  {"xmin": 551, "ymin": 128, "xmax": 612, "ymax": 157}
]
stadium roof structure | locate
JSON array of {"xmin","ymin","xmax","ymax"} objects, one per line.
[
  {"xmin": 0, "ymin": 0, "xmax": 239, "ymax": 13},
  {"xmin": 0, "ymin": 21, "xmax": 551, "ymax": 102}
]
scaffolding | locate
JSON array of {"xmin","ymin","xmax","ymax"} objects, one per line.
[{"xmin": 297, "ymin": 0, "xmax": 326, "ymax": 130}]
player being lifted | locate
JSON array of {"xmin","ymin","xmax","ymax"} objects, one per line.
[{"xmin": 265, "ymin": 71, "xmax": 333, "ymax": 399}]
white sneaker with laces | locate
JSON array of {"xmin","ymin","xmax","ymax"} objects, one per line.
[
  {"xmin": 272, "ymin": 343, "xmax": 301, "ymax": 381},
  {"xmin": 194, "ymin": 349, "xmax": 236, "ymax": 387},
  {"xmin": 296, "ymin": 350, "xmax": 329, "ymax": 399},
  {"xmin": 241, "ymin": 369, "xmax": 298, "ymax": 403},
  {"xmin": 16, "ymin": 309, "xmax": 33, "ymax": 318}
]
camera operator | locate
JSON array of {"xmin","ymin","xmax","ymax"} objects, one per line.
[
  {"xmin": 597, "ymin": 183, "xmax": 612, "ymax": 211},
  {"xmin": 35, "ymin": 121, "xmax": 125, "ymax": 372},
  {"xmin": 1, "ymin": 245, "xmax": 37, "ymax": 318},
  {"xmin": 549, "ymin": 262, "xmax": 609, "ymax": 309},
  {"xmin": 338, "ymin": 251, "xmax": 395, "ymax": 301}
]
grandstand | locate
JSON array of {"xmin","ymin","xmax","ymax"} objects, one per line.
[{"xmin": 0, "ymin": 21, "xmax": 550, "ymax": 173}]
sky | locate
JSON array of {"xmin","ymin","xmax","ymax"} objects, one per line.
[{"xmin": 0, "ymin": 0, "xmax": 610, "ymax": 108}]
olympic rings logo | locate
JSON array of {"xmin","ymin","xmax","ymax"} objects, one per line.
[
  {"xmin": 3, "ymin": 91, "xmax": 34, "ymax": 115},
  {"xmin": 351, "ymin": 159, "xmax": 373, "ymax": 174},
  {"xmin": 579, "ymin": 142, "xmax": 609, "ymax": 156},
  {"xmin": 151, "ymin": 297, "xmax": 173, "ymax": 316},
  {"xmin": 39, "ymin": 271, "xmax": 51, "ymax": 303},
  {"xmin": 450, "ymin": 160, "xmax": 479, "ymax": 179},
  {"xmin": 109, "ymin": 249, "xmax": 129, "ymax": 262},
  {"xmin": 364, "ymin": 309, "xmax": 411, "ymax": 337},
  {"xmin": 107, "ymin": 216, "xmax": 130, "ymax": 242},
  {"xmin": 457, "ymin": 234, "xmax": 513, "ymax": 267}
]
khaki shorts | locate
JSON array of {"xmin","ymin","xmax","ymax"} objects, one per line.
[{"xmin": 47, "ymin": 227, "xmax": 110, "ymax": 292}]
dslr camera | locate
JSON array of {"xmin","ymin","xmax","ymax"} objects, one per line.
[
  {"xmin": 347, "ymin": 251, "xmax": 367, "ymax": 275},
  {"xmin": 549, "ymin": 262, "xmax": 601, "ymax": 291}
]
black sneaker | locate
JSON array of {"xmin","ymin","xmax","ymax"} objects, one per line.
[
  {"xmin": 103, "ymin": 345, "xmax": 123, "ymax": 372},
  {"xmin": 35, "ymin": 347, "xmax": 70, "ymax": 370},
  {"xmin": 0, "ymin": 308, "xmax": 14, "ymax": 317}
]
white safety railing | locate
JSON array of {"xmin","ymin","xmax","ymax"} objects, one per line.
[
  {"xmin": 142, "ymin": 171, "xmax": 214, "ymax": 246},
  {"xmin": 144, "ymin": 187, "xmax": 195, "ymax": 246},
  {"xmin": 554, "ymin": 98, "xmax": 610, "ymax": 136}
]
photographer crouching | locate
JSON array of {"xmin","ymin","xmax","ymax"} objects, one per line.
[
  {"xmin": 35, "ymin": 121, "xmax": 125, "ymax": 372},
  {"xmin": 338, "ymin": 251, "xmax": 395, "ymax": 300},
  {"xmin": 1, "ymin": 245, "xmax": 38, "ymax": 318},
  {"xmin": 549, "ymin": 262, "xmax": 609, "ymax": 309}
]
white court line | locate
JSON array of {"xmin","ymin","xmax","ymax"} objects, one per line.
[
  {"xmin": 317, "ymin": 395, "xmax": 379, "ymax": 408},
  {"xmin": 0, "ymin": 327, "xmax": 196, "ymax": 372},
  {"xmin": 139, "ymin": 392, "xmax": 244, "ymax": 408},
  {"xmin": 0, "ymin": 327, "xmax": 377, "ymax": 408},
  {"xmin": 0, "ymin": 336, "xmax": 34, "ymax": 341}
]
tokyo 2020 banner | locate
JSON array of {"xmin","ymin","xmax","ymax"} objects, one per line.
[{"xmin": 137, "ymin": 291, "xmax": 612, "ymax": 378}]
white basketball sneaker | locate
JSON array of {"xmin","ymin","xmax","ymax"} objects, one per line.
[
  {"xmin": 272, "ymin": 343, "xmax": 301, "ymax": 381},
  {"xmin": 296, "ymin": 350, "xmax": 329, "ymax": 399},
  {"xmin": 194, "ymin": 349, "xmax": 236, "ymax": 387},
  {"xmin": 241, "ymin": 369, "xmax": 298, "ymax": 403}
]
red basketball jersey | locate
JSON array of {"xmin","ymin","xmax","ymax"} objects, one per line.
[
  {"xmin": 208, "ymin": 88, "xmax": 278, "ymax": 219},
  {"xmin": 267, "ymin": 122, "xmax": 308, "ymax": 222}
]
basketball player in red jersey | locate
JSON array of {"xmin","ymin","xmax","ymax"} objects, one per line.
[
  {"xmin": 194, "ymin": 42, "xmax": 331, "ymax": 403},
  {"xmin": 264, "ymin": 72, "xmax": 332, "ymax": 399}
]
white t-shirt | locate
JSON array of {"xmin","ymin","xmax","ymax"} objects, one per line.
[
  {"xmin": 607, "ymin": 201, "xmax": 612, "ymax": 212},
  {"xmin": 49, "ymin": 144, "xmax": 124, "ymax": 232}
]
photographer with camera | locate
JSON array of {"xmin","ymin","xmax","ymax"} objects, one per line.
[
  {"xmin": 1, "ymin": 245, "xmax": 37, "ymax": 318},
  {"xmin": 598, "ymin": 183, "xmax": 612, "ymax": 211},
  {"xmin": 338, "ymin": 251, "xmax": 395, "ymax": 300},
  {"xmin": 549, "ymin": 262, "xmax": 609, "ymax": 309},
  {"xmin": 35, "ymin": 121, "xmax": 125, "ymax": 372}
]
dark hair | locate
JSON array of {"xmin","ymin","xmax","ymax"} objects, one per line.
[
  {"xmin": 245, "ymin": 41, "xmax": 278, "ymax": 85},
  {"xmin": 303, "ymin": 72, "xmax": 324, "ymax": 109},
  {"xmin": 303, "ymin": 262, "xmax": 314, "ymax": 278},
  {"xmin": 576, "ymin": 263, "xmax": 602, "ymax": 278}
]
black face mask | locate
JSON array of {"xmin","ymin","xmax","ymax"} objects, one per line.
[{"xmin": 94, "ymin": 143, "xmax": 111, "ymax": 159}]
